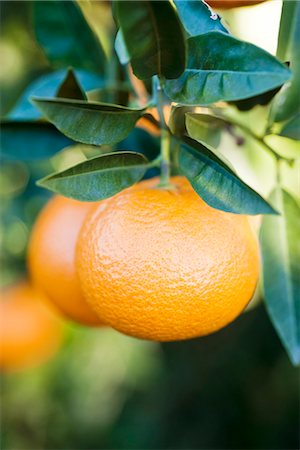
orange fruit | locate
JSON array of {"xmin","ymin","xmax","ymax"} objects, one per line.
[
  {"xmin": 76, "ymin": 176, "xmax": 259, "ymax": 341},
  {"xmin": 206, "ymin": 0, "xmax": 266, "ymax": 9},
  {"xmin": 28, "ymin": 196, "xmax": 101, "ymax": 326},
  {"xmin": 0, "ymin": 281, "xmax": 62, "ymax": 371}
]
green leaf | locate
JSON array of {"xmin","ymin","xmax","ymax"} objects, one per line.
[
  {"xmin": 37, "ymin": 152, "xmax": 149, "ymax": 201},
  {"xmin": 277, "ymin": 0, "xmax": 298, "ymax": 61},
  {"xmin": 271, "ymin": 1, "xmax": 300, "ymax": 122},
  {"xmin": 260, "ymin": 188, "xmax": 300, "ymax": 365},
  {"xmin": 33, "ymin": 0, "xmax": 106, "ymax": 73},
  {"xmin": 1, "ymin": 121, "xmax": 74, "ymax": 161},
  {"xmin": 8, "ymin": 69, "xmax": 103, "ymax": 120},
  {"xmin": 114, "ymin": 0, "xmax": 186, "ymax": 80},
  {"xmin": 280, "ymin": 114, "xmax": 300, "ymax": 140},
  {"xmin": 179, "ymin": 138, "xmax": 277, "ymax": 215},
  {"xmin": 56, "ymin": 68, "xmax": 87, "ymax": 100},
  {"xmin": 31, "ymin": 98, "xmax": 145, "ymax": 146},
  {"xmin": 115, "ymin": 30, "xmax": 130, "ymax": 65},
  {"xmin": 185, "ymin": 113, "xmax": 227, "ymax": 148},
  {"xmin": 165, "ymin": 32, "xmax": 291, "ymax": 105},
  {"xmin": 169, "ymin": 105, "xmax": 195, "ymax": 137},
  {"xmin": 174, "ymin": 0, "xmax": 228, "ymax": 36}
]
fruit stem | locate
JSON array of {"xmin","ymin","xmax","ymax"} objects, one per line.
[{"xmin": 156, "ymin": 76, "xmax": 171, "ymax": 187}]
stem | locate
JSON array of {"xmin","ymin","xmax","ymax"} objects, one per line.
[
  {"xmin": 221, "ymin": 115, "xmax": 289, "ymax": 163},
  {"xmin": 276, "ymin": 158, "xmax": 282, "ymax": 185},
  {"xmin": 159, "ymin": 129, "xmax": 171, "ymax": 186},
  {"xmin": 156, "ymin": 76, "xmax": 172, "ymax": 187}
]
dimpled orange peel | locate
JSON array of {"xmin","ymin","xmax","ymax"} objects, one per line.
[{"xmin": 76, "ymin": 176, "xmax": 260, "ymax": 341}]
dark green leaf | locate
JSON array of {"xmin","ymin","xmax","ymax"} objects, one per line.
[
  {"xmin": 1, "ymin": 121, "xmax": 74, "ymax": 161},
  {"xmin": 114, "ymin": 0, "xmax": 186, "ymax": 80},
  {"xmin": 165, "ymin": 32, "xmax": 291, "ymax": 105},
  {"xmin": 8, "ymin": 69, "xmax": 103, "ymax": 120},
  {"xmin": 56, "ymin": 68, "xmax": 87, "ymax": 100},
  {"xmin": 272, "ymin": 1, "xmax": 300, "ymax": 122},
  {"xmin": 179, "ymin": 138, "xmax": 277, "ymax": 215},
  {"xmin": 185, "ymin": 113, "xmax": 227, "ymax": 148},
  {"xmin": 260, "ymin": 188, "xmax": 300, "ymax": 365},
  {"xmin": 37, "ymin": 151, "xmax": 149, "ymax": 201},
  {"xmin": 279, "ymin": 114, "xmax": 300, "ymax": 140},
  {"xmin": 33, "ymin": 0, "xmax": 106, "ymax": 73},
  {"xmin": 31, "ymin": 98, "xmax": 145, "ymax": 146},
  {"xmin": 174, "ymin": 0, "xmax": 228, "ymax": 36}
]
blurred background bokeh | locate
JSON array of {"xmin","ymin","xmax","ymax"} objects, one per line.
[{"xmin": 0, "ymin": 1, "xmax": 299, "ymax": 449}]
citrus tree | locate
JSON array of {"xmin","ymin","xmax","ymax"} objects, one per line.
[{"xmin": 1, "ymin": 0, "xmax": 299, "ymax": 365}]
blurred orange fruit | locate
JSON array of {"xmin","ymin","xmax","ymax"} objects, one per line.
[
  {"xmin": 28, "ymin": 196, "xmax": 102, "ymax": 326},
  {"xmin": 206, "ymin": 0, "xmax": 266, "ymax": 9},
  {"xmin": 0, "ymin": 281, "xmax": 62, "ymax": 371},
  {"xmin": 77, "ymin": 176, "xmax": 259, "ymax": 341}
]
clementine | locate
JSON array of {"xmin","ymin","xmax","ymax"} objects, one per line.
[
  {"xmin": 76, "ymin": 176, "xmax": 259, "ymax": 341},
  {"xmin": 28, "ymin": 196, "xmax": 101, "ymax": 326},
  {"xmin": 0, "ymin": 281, "xmax": 62, "ymax": 371}
]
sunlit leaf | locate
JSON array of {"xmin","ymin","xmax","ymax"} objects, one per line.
[
  {"xmin": 114, "ymin": 0, "xmax": 186, "ymax": 79},
  {"xmin": 179, "ymin": 138, "xmax": 277, "ymax": 215},
  {"xmin": 37, "ymin": 152, "xmax": 149, "ymax": 201},
  {"xmin": 165, "ymin": 32, "xmax": 291, "ymax": 105},
  {"xmin": 185, "ymin": 113, "xmax": 228, "ymax": 148},
  {"xmin": 31, "ymin": 98, "xmax": 145, "ymax": 146},
  {"xmin": 260, "ymin": 188, "xmax": 300, "ymax": 365}
]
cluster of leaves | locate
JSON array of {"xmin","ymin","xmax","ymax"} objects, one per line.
[{"xmin": 1, "ymin": 0, "xmax": 299, "ymax": 365}]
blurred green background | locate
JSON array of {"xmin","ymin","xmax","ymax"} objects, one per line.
[{"xmin": 0, "ymin": 1, "xmax": 299, "ymax": 449}]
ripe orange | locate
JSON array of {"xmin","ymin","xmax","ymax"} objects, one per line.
[
  {"xmin": 206, "ymin": 0, "xmax": 266, "ymax": 9},
  {"xmin": 76, "ymin": 176, "xmax": 259, "ymax": 341},
  {"xmin": 0, "ymin": 281, "xmax": 62, "ymax": 371},
  {"xmin": 28, "ymin": 196, "xmax": 101, "ymax": 326}
]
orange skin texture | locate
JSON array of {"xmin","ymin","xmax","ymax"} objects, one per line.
[
  {"xmin": 0, "ymin": 281, "xmax": 62, "ymax": 371},
  {"xmin": 76, "ymin": 176, "xmax": 260, "ymax": 341},
  {"xmin": 206, "ymin": 0, "xmax": 266, "ymax": 9},
  {"xmin": 28, "ymin": 196, "xmax": 101, "ymax": 326}
]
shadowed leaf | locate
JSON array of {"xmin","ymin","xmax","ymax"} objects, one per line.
[
  {"xmin": 31, "ymin": 98, "xmax": 145, "ymax": 146},
  {"xmin": 1, "ymin": 121, "xmax": 74, "ymax": 161},
  {"xmin": 33, "ymin": 0, "xmax": 106, "ymax": 73},
  {"xmin": 114, "ymin": 0, "xmax": 186, "ymax": 80}
]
